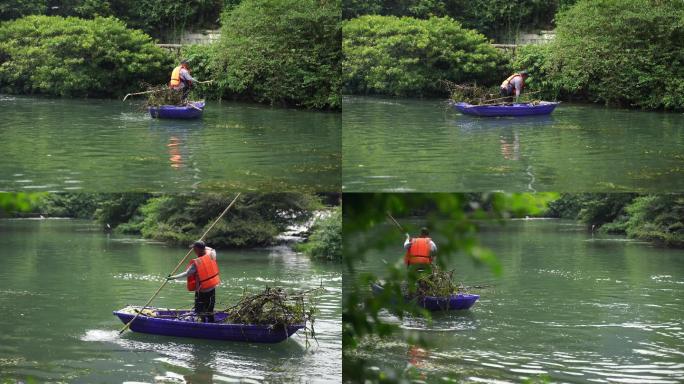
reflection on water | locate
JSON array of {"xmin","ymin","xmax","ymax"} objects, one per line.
[
  {"xmin": 348, "ymin": 220, "xmax": 684, "ymax": 382},
  {"xmin": 0, "ymin": 96, "xmax": 340, "ymax": 192},
  {"xmin": 343, "ymin": 96, "xmax": 684, "ymax": 192},
  {"xmin": 167, "ymin": 136, "xmax": 184, "ymax": 169},
  {"xmin": 0, "ymin": 219, "xmax": 341, "ymax": 383}
]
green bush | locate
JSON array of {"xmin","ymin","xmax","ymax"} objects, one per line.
[
  {"xmin": 1, "ymin": 0, "xmax": 225, "ymax": 40},
  {"xmin": 0, "ymin": 15, "xmax": 172, "ymax": 97},
  {"xmin": 575, "ymin": 194, "xmax": 635, "ymax": 228},
  {"xmin": 179, "ymin": 43, "xmax": 224, "ymax": 100},
  {"xmin": 297, "ymin": 206, "xmax": 341, "ymax": 261},
  {"xmin": 343, "ymin": 15, "xmax": 508, "ymax": 97},
  {"xmin": 545, "ymin": 193, "xmax": 584, "ymax": 218},
  {"xmin": 94, "ymin": 193, "xmax": 150, "ymax": 228},
  {"xmin": 0, "ymin": 0, "xmax": 46, "ymax": 20},
  {"xmin": 112, "ymin": 0, "xmax": 224, "ymax": 41},
  {"xmin": 343, "ymin": 0, "xmax": 578, "ymax": 42},
  {"xmin": 623, "ymin": 195, "xmax": 684, "ymax": 247},
  {"xmin": 213, "ymin": 0, "xmax": 341, "ymax": 109},
  {"xmin": 37, "ymin": 193, "xmax": 101, "ymax": 218},
  {"xmin": 512, "ymin": 43, "xmax": 563, "ymax": 100},
  {"xmin": 539, "ymin": 0, "xmax": 684, "ymax": 110}
]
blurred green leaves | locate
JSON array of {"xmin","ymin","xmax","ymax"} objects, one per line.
[{"xmin": 0, "ymin": 193, "xmax": 44, "ymax": 214}]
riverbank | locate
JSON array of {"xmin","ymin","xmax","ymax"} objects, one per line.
[
  {"xmin": 547, "ymin": 193, "xmax": 684, "ymax": 248},
  {"xmin": 0, "ymin": 193, "xmax": 342, "ymax": 260}
]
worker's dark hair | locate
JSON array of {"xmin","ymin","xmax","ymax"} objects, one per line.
[
  {"xmin": 191, "ymin": 240, "xmax": 205, "ymax": 250},
  {"xmin": 420, "ymin": 227, "xmax": 429, "ymax": 236},
  {"xmin": 180, "ymin": 59, "xmax": 189, "ymax": 65}
]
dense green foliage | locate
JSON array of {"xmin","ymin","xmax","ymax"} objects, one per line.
[
  {"xmin": 343, "ymin": 15, "xmax": 508, "ymax": 97},
  {"xmin": 116, "ymin": 193, "xmax": 321, "ymax": 248},
  {"xmin": 514, "ymin": 0, "xmax": 684, "ymax": 110},
  {"xmin": 20, "ymin": 193, "xmax": 334, "ymax": 248},
  {"xmin": 110, "ymin": 0, "xmax": 224, "ymax": 41},
  {"xmin": 0, "ymin": 0, "xmax": 226, "ymax": 40},
  {"xmin": 547, "ymin": 193, "xmax": 684, "ymax": 247},
  {"xmin": 0, "ymin": 16, "xmax": 172, "ymax": 97},
  {"xmin": 511, "ymin": 43, "xmax": 560, "ymax": 100},
  {"xmin": 213, "ymin": 0, "xmax": 341, "ymax": 109},
  {"xmin": 37, "ymin": 193, "xmax": 101, "ymax": 218},
  {"xmin": 343, "ymin": 0, "xmax": 577, "ymax": 41},
  {"xmin": 179, "ymin": 43, "xmax": 223, "ymax": 100},
  {"xmin": 620, "ymin": 195, "xmax": 684, "ymax": 247},
  {"xmin": 297, "ymin": 206, "xmax": 342, "ymax": 260},
  {"xmin": 94, "ymin": 193, "xmax": 151, "ymax": 227},
  {"xmin": 0, "ymin": 0, "xmax": 46, "ymax": 20}
]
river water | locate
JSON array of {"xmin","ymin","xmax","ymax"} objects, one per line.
[
  {"xmin": 342, "ymin": 96, "xmax": 684, "ymax": 192},
  {"xmin": 0, "ymin": 95, "xmax": 341, "ymax": 192},
  {"xmin": 348, "ymin": 219, "xmax": 684, "ymax": 383},
  {"xmin": 0, "ymin": 219, "xmax": 341, "ymax": 383}
]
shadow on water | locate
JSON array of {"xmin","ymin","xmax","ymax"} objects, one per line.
[{"xmin": 452, "ymin": 115, "xmax": 556, "ymax": 132}]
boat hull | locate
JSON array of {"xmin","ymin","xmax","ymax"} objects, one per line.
[
  {"xmin": 114, "ymin": 307, "xmax": 303, "ymax": 343},
  {"xmin": 454, "ymin": 101, "xmax": 559, "ymax": 117},
  {"xmin": 149, "ymin": 101, "xmax": 205, "ymax": 119},
  {"xmin": 371, "ymin": 283, "xmax": 479, "ymax": 311}
]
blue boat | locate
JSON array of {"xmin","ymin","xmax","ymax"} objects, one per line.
[
  {"xmin": 454, "ymin": 101, "xmax": 559, "ymax": 117},
  {"xmin": 114, "ymin": 306, "xmax": 304, "ymax": 343},
  {"xmin": 149, "ymin": 101, "xmax": 205, "ymax": 119},
  {"xmin": 371, "ymin": 283, "xmax": 479, "ymax": 311}
]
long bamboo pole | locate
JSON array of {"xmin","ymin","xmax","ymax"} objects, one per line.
[
  {"xmin": 122, "ymin": 80, "xmax": 214, "ymax": 101},
  {"xmin": 386, "ymin": 212, "xmax": 405, "ymax": 233},
  {"xmin": 122, "ymin": 90, "xmax": 158, "ymax": 101},
  {"xmin": 119, "ymin": 192, "xmax": 242, "ymax": 334}
]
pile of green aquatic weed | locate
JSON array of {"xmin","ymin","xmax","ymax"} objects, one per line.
[
  {"xmin": 443, "ymin": 81, "xmax": 499, "ymax": 104},
  {"xmin": 223, "ymin": 286, "xmax": 321, "ymax": 328},
  {"xmin": 414, "ymin": 267, "xmax": 458, "ymax": 297},
  {"xmin": 145, "ymin": 85, "xmax": 183, "ymax": 107}
]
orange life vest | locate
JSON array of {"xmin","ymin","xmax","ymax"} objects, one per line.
[
  {"xmin": 501, "ymin": 73, "xmax": 524, "ymax": 91},
  {"xmin": 405, "ymin": 237, "xmax": 433, "ymax": 265},
  {"xmin": 169, "ymin": 66, "xmax": 182, "ymax": 88},
  {"xmin": 186, "ymin": 252, "xmax": 220, "ymax": 291}
]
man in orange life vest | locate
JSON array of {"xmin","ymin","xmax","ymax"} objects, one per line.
[
  {"xmin": 169, "ymin": 59, "xmax": 199, "ymax": 101},
  {"xmin": 404, "ymin": 227, "xmax": 437, "ymax": 273},
  {"xmin": 500, "ymin": 70, "xmax": 529, "ymax": 102},
  {"xmin": 167, "ymin": 241, "xmax": 220, "ymax": 322}
]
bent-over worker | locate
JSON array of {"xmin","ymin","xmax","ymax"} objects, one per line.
[
  {"xmin": 500, "ymin": 70, "xmax": 529, "ymax": 102},
  {"xmin": 167, "ymin": 241, "xmax": 219, "ymax": 322},
  {"xmin": 169, "ymin": 59, "xmax": 198, "ymax": 101},
  {"xmin": 404, "ymin": 227, "xmax": 437, "ymax": 273}
]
